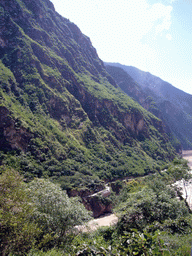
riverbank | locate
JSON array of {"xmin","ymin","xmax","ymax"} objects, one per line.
[
  {"xmin": 77, "ymin": 213, "xmax": 118, "ymax": 232},
  {"xmin": 182, "ymin": 150, "xmax": 192, "ymax": 168},
  {"xmin": 175, "ymin": 150, "xmax": 192, "ymax": 208}
]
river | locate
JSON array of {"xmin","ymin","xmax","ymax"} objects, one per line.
[
  {"xmin": 182, "ymin": 150, "xmax": 192, "ymax": 168},
  {"xmin": 77, "ymin": 213, "xmax": 118, "ymax": 232}
]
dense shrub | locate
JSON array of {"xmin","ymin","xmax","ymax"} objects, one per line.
[
  {"xmin": 27, "ymin": 178, "xmax": 91, "ymax": 247},
  {"xmin": 0, "ymin": 168, "xmax": 40, "ymax": 255}
]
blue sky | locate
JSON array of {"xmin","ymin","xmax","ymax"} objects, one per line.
[{"xmin": 51, "ymin": 0, "xmax": 192, "ymax": 95}]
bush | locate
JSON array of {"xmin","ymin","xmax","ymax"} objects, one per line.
[
  {"xmin": 116, "ymin": 178, "xmax": 190, "ymax": 234},
  {"xmin": 0, "ymin": 168, "xmax": 40, "ymax": 255},
  {"xmin": 28, "ymin": 179, "xmax": 91, "ymax": 247}
]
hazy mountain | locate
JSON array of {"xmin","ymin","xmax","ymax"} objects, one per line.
[
  {"xmin": 0, "ymin": 0, "xmax": 176, "ymax": 193},
  {"xmin": 105, "ymin": 63, "xmax": 192, "ymax": 150}
]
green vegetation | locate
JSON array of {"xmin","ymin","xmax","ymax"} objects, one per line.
[
  {"xmin": 69, "ymin": 159, "xmax": 192, "ymax": 255},
  {"xmin": 0, "ymin": 0, "xmax": 177, "ymax": 193},
  {"xmin": 1, "ymin": 159, "xmax": 192, "ymax": 255},
  {"xmin": 0, "ymin": 168, "xmax": 91, "ymax": 255},
  {"xmin": 28, "ymin": 178, "xmax": 91, "ymax": 247},
  {"xmin": 0, "ymin": 0, "xmax": 189, "ymax": 254},
  {"xmin": 0, "ymin": 64, "xmax": 175, "ymax": 192},
  {"xmin": 0, "ymin": 169, "xmax": 40, "ymax": 255},
  {"xmin": 106, "ymin": 63, "xmax": 192, "ymax": 150}
]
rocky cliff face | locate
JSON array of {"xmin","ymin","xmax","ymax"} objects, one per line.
[
  {"xmin": 82, "ymin": 186, "xmax": 112, "ymax": 218},
  {"xmin": 83, "ymin": 195, "xmax": 112, "ymax": 218},
  {"xmin": 105, "ymin": 65, "xmax": 163, "ymax": 119},
  {"xmin": 0, "ymin": 106, "xmax": 32, "ymax": 152},
  {"xmin": 0, "ymin": 0, "xmax": 176, "ymax": 192}
]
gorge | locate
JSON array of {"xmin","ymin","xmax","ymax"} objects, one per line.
[{"xmin": 1, "ymin": 0, "xmax": 192, "ymax": 254}]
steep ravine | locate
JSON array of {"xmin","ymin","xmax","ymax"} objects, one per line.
[{"xmin": 182, "ymin": 150, "xmax": 192, "ymax": 169}]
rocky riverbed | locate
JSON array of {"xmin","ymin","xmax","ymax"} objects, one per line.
[{"xmin": 176, "ymin": 150, "xmax": 192, "ymax": 208}]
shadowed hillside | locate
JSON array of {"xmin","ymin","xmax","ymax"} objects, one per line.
[{"xmin": 106, "ymin": 62, "xmax": 192, "ymax": 150}]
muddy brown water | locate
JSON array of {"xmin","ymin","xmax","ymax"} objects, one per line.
[
  {"xmin": 76, "ymin": 213, "xmax": 118, "ymax": 232},
  {"xmin": 182, "ymin": 150, "xmax": 192, "ymax": 168}
]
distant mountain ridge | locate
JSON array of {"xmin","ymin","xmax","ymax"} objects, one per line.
[{"xmin": 105, "ymin": 62, "xmax": 192, "ymax": 149}]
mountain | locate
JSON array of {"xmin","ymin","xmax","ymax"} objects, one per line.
[
  {"xmin": 105, "ymin": 63, "xmax": 192, "ymax": 150},
  {"xmin": 104, "ymin": 65, "xmax": 171, "ymax": 134},
  {"xmin": 0, "ymin": 0, "xmax": 176, "ymax": 193}
]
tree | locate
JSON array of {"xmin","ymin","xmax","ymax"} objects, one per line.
[
  {"xmin": 0, "ymin": 168, "xmax": 40, "ymax": 255},
  {"xmin": 167, "ymin": 158, "xmax": 191, "ymax": 184},
  {"xmin": 117, "ymin": 178, "xmax": 190, "ymax": 234},
  {"xmin": 27, "ymin": 179, "xmax": 91, "ymax": 246},
  {"xmin": 167, "ymin": 158, "xmax": 192, "ymax": 210}
]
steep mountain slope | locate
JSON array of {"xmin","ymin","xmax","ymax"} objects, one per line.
[
  {"xmin": 105, "ymin": 65, "xmax": 172, "ymax": 136},
  {"xmin": 0, "ymin": 0, "xmax": 176, "ymax": 192},
  {"xmin": 106, "ymin": 63, "xmax": 192, "ymax": 150},
  {"xmin": 105, "ymin": 65, "xmax": 161, "ymax": 116}
]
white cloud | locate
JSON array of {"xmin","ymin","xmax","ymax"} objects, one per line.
[
  {"xmin": 166, "ymin": 33, "xmax": 172, "ymax": 40},
  {"xmin": 153, "ymin": 4, "xmax": 172, "ymax": 35}
]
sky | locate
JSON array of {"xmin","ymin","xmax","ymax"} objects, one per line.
[{"xmin": 51, "ymin": 0, "xmax": 192, "ymax": 95}]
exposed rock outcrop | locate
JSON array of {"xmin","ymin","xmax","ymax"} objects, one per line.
[
  {"xmin": 0, "ymin": 106, "xmax": 32, "ymax": 152},
  {"xmin": 83, "ymin": 196, "xmax": 112, "ymax": 218},
  {"xmin": 82, "ymin": 186, "xmax": 112, "ymax": 218}
]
